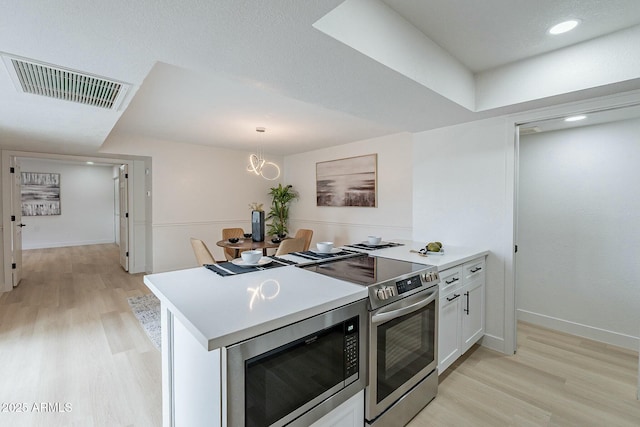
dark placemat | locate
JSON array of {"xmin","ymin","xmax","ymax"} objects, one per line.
[
  {"xmin": 290, "ymin": 250, "xmax": 355, "ymax": 260},
  {"xmin": 344, "ymin": 242, "xmax": 404, "ymax": 250},
  {"xmin": 205, "ymin": 258, "xmax": 287, "ymax": 277}
]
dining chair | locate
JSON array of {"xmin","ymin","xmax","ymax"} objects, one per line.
[
  {"xmin": 275, "ymin": 237, "xmax": 307, "ymax": 256},
  {"xmin": 190, "ymin": 238, "xmax": 216, "ymax": 265},
  {"xmin": 294, "ymin": 229, "xmax": 313, "ymax": 251},
  {"xmin": 222, "ymin": 227, "xmax": 245, "ymax": 261}
]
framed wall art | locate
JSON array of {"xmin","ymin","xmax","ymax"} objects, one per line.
[
  {"xmin": 316, "ymin": 153, "xmax": 377, "ymax": 207},
  {"xmin": 21, "ymin": 172, "xmax": 61, "ymax": 216}
]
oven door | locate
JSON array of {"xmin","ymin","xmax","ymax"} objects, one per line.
[
  {"xmin": 366, "ymin": 287, "xmax": 438, "ymax": 421},
  {"xmin": 226, "ymin": 300, "xmax": 367, "ymax": 427}
]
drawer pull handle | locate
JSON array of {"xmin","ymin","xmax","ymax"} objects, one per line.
[
  {"xmin": 464, "ymin": 291, "xmax": 470, "ymax": 314},
  {"xmin": 446, "ymin": 293, "xmax": 460, "ymax": 302},
  {"xmin": 445, "ymin": 277, "xmax": 459, "ymax": 284},
  {"xmin": 470, "ymin": 267, "xmax": 482, "ymax": 273}
]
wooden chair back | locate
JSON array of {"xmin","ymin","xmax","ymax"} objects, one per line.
[
  {"xmin": 293, "ymin": 229, "xmax": 313, "ymax": 251},
  {"xmin": 275, "ymin": 238, "xmax": 307, "ymax": 256},
  {"xmin": 190, "ymin": 238, "xmax": 216, "ymax": 265},
  {"xmin": 222, "ymin": 228, "xmax": 245, "ymax": 261}
]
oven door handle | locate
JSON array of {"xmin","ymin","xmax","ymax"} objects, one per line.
[{"xmin": 371, "ymin": 289, "xmax": 438, "ymax": 324}]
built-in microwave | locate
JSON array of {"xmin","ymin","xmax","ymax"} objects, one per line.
[{"xmin": 224, "ymin": 299, "xmax": 368, "ymax": 427}]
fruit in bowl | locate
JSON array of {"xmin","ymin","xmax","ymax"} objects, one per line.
[{"xmin": 426, "ymin": 242, "xmax": 442, "ymax": 252}]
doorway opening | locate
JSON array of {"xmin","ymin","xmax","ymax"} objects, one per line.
[
  {"xmin": 513, "ymin": 104, "xmax": 640, "ymax": 352},
  {"xmin": 2, "ymin": 152, "xmax": 150, "ymax": 292}
]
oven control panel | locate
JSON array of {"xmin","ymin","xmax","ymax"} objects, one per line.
[{"xmin": 396, "ymin": 275, "xmax": 423, "ymax": 295}]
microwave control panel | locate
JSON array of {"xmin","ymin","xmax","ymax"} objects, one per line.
[{"xmin": 344, "ymin": 317, "xmax": 359, "ymax": 378}]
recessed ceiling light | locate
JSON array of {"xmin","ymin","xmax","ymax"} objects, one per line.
[
  {"xmin": 564, "ymin": 115, "xmax": 586, "ymax": 122},
  {"xmin": 86, "ymin": 161, "xmax": 94, "ymax": 165},
  {"xmin": 549, "ymin": 20, "xmax": 580, "ymax": 35}
]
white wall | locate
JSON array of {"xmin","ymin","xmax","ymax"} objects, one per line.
[
  {"xmin": 413, "ymin": 117, "xmax": 513, "ymax": 353},
  {"xmin": 101, "ymin": 134, "xmax": 282, "ymax": 272},
  {"xmin": 517, "ymin": 118, "xmax": 640, "ymax": 349},
  {"xmin": 20, "ymin": 159, "xmax": 115, "ymax": 249},
  {"xmin": 283, "ymin": 133, "xmax": 414, "ymax": 247}
]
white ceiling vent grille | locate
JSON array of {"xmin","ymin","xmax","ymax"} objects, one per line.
[
  {"xmin": 2, "ymin": 54, "xmax": 130, "ymax": 110},
  {"xmin": 519, "ymin": 126, "xmax": 541, "ymax": 135}
]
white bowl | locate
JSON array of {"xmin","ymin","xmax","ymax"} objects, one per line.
[
  {"xmin": 316, "ymin": 242, "xmax": 334, "ymax": 253},
  {"xmin": 367, "ymin": 236, "xmax": 382, "ymax": 245},
  {"xmin": 241, "ymin": 250, "xmax": 262, "ymax": 264}
]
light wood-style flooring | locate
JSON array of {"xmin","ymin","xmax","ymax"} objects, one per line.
[
  {"xmin": 410, "ymin": 323, "xmax": 640, "ymax": 426},
  {"xmin": 1, "ymin": 245, "xmax": 638, "ymax": 426},
  {"xmin": 0, "ymin": 244, "xmax": 161, "ymax": 427}
]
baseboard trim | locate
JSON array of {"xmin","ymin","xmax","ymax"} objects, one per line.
[
  {"xmin": 517, "ymin": 309, "xmax": 639, "ymax": 350},
  {"xmin": 23, "ymin": 239, "xmax": 115, "ymax": 250},
  {"xmin": 480, "ymin": 333, "xmax": 506, "ymax": 354}
]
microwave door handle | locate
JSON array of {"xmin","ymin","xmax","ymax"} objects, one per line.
[{"xmin": 371, "ymin": 290, "xmax": 438, "ymax": 324}]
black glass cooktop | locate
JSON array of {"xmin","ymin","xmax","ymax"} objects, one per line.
[{"xmin": 298, "ymin": 253, "xmax": 432, "ymax": 286}]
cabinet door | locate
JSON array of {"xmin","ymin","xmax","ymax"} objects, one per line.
[
  {"xmin": 310, "ymin": 390, "xmax": 364, "ymax": 427},
  {"xmin": 438, "ymin": 291, "xmax": 462, "ymax": 374},
  {"xmin": 461, "ymin": 280, "xmax": 484, "ymax": 353}
]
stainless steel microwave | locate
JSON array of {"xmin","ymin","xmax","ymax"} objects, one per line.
[{"xmin": 224, "ymin": 299, "xmax": 368, "ymax": 427}]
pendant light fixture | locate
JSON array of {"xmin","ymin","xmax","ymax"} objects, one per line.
[{"xmin": 247, "ymin": 127, "xmax": 280, "ymax": 180}]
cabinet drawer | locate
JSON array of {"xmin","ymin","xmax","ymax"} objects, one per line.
[
  {"xmin": 439, "ymin": 266, "xmax": 463, "ymax": 295},
  {"xmin": 463, "ymin": 258, "xmax": 485, "ymax": 283}
]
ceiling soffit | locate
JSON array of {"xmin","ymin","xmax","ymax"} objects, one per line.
[{"xmin": 314, "ymin": 0, "xmax": 640, "ymax": 112}]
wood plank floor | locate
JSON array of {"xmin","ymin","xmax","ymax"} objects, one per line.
[
  {"xmin": 0, "ymin": 244, "xmax": 161, "ymax": 427},
  {"xmin": 410, "ymin": 323, "xmax": 640, "ymax": 426},
  {"xmin": 1, "ymin": 245, "xmax": 638, "ymax": 426}
]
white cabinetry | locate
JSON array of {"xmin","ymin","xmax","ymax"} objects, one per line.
[
  {"xmin": 310, "ymin": 390, "xmax": 364, "ymax": 427},
  {"xmin": 437, "ymin": 267, "xmax": 463, "ymax": 373},
  {"xmin": 461, "ymin": 259, "xmax": 485, "ymax": 353},
  {"xmin": 438, "ymin": 256, "xmax": 485, "ymax": 374}
]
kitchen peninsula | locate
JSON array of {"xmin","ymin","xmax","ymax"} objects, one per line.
[{"xmin": 144, "ymin": 242, "xmax": 488, "ymax": 427}]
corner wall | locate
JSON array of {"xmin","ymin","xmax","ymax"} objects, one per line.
[
  {"xmin": 101, "ymin": 134, "xmax": 282, "ymax": 272},
  {"xmin": 413, "ymin": 117, "xmax": 512, "ymax": 353}
]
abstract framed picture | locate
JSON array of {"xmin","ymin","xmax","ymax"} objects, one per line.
[
  {"xmin": 21, "ymin": 172, "xmax": 61, "ymax": 216},
  {"xmin": 316, "ymin": 154, "xmax": 377, "ymax": 207}
]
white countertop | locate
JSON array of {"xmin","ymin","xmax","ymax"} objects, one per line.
[
  {"xmin": 144, "ymin": 241, "xmax": 488, "ymax": 352},
  {"xmin": 144, "ymin": 264, "xmax": 368, "ymax": 351},
  {"xmin": 343, "ymin": 239, "xmax": 489, "ymax": 271}
]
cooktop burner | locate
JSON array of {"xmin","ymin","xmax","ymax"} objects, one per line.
[{"xmin": 298, "ymin": 253, "xmax": 431, "ymax": 286}]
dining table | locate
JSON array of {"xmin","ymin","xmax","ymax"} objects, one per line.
[{"xmin": 216, "ymin": 238, "xmax": 284, "ymax": 258}]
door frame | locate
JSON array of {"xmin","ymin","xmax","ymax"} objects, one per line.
[
  {"xmin": 505, "ymin": 90, "xmax": 640, "ymax": 356},
  {"xmin": 1, "ymin": 150, "xmax": 147, "ymax": 292}
]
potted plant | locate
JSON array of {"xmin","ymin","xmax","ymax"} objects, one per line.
[{"xmin": 267, "ymin": 184, "xmax": 298, "ymax": 238}]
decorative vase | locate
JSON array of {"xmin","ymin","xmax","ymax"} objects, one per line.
[
  {"xmin": 251, "ymin": 210, "xmax": 265, "ymax": 242},
  {"xmin": 277, "ymin": 233, "xmax": 287, "ymax": 239}
]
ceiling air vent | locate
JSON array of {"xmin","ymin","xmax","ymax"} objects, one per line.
[
  {"xmin": 1, "ymin": 53, "xmax": 130, "ymax": 110},
  {"xmin": 519, "ymin": 126, "xmax": 541, "ymax": 135}
]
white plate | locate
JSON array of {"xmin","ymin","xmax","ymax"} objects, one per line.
[
  {"xmin": 310, "ymin": 248, "xmax": 342, "ymax": 255},
  {"xmin": 231, "ymin": 257, "xmax": 273, "ymax": 267},
  {"xmin": 360, "ymin": 241, "xmax": 388, "ymax": 247}
]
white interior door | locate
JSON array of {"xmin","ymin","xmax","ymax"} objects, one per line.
[
  {"xmin": 119, "ymin": 165, "xmax": 129, "ymax": 271},
  {"xmin": 10, "ymin": 159, "xmax": 23, "ymax": 287}
]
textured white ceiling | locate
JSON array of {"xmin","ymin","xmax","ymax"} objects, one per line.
[
  {"xmin": 1, "ymin": 0, "xmax": 639, "ymax": 156},
  {"xmin": 383, "ymin": 0, "xmax": 640, "ymax": 72}
]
